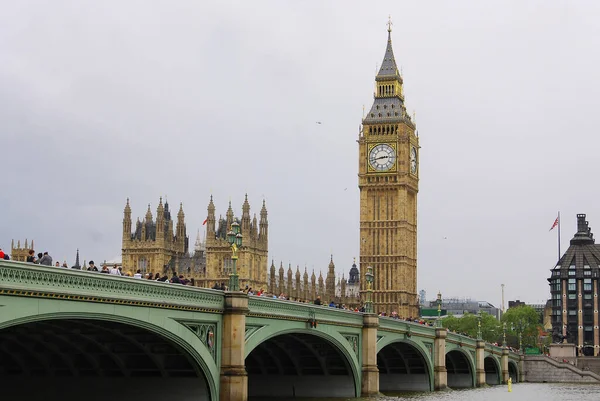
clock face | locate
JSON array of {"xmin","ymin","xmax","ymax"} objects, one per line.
[
  {"xmin": 369, "ymin": 144, "xmax": 396, "ymax": 172},
  {"xmin": 410, "ymin": 146, "xmax": 418, "ymax": 174}
]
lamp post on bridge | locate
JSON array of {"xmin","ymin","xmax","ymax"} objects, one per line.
[
  {"xmin": 512, "ymin": 320, "xmax": 524, "ymax": 354},
  {"xmin": 477, "ymin": 312, "xmax": 482, "ymax": 340},
  {"xmin": 436, "ymin": 291, "xmax": 443, "ymax": 328},
  {"xmin": 226, "ymin": 221, "xmax": 243, "ymax": 292},
  {"xmin": 502, "ymin": 322, "xmax": 507, "ymax": 348},
  {"xmin": 365, "ymin": 266, "xmax": 374, "ymax": 314}
]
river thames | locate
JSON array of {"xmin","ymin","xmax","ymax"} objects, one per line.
[{"xmin": 263, "ymin": 383, "xmax": 600, "ymax": 401}]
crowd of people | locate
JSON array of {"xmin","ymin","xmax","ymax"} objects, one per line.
[
  {"xmin": 7, "ymin": 251, "xmax": 449, "ymax": 326},
  {"xmin": 13, "ymin": 248, "xmax": 197, "ymax": 286}
]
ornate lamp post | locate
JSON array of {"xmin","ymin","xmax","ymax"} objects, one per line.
[
  {"xmin": 502, "ymin": 322, "xmax": 507, "ymax": 348},
  {"xmin": 365, "ymin": 266, "xmax": 374, "ymax": 313},
  {"xmin": 477, "ymin": 312, "xmax": 482, "ymax": 340},
  {"xmin": 436, "ymin": 291, "xmax": 443, "ymax": 328},
  {"xmin": 226, "ymin": 221, "xmax": 243, "ymax": 291}
]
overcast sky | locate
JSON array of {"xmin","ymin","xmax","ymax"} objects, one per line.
[{"xmin": 2, "ymin": 1, "xmax": 599, "ymax": 307}]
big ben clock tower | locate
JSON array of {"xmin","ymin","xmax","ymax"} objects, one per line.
[{"xmin": 358, "ymin": 22, "xmax": 419, "ymax": 317}]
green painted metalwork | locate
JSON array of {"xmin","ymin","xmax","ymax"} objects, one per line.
[
  {"xmin": 0, "ymin": 260, "xmax": 224, "ymax": 311},
  {"xmin": 248, "ymin": 296, "xmax": 363, "ymax": 328},
  {"xmin": 0, "ymin": 260, "xmax": 523, "ymax": 396},
  {"xmin": 0, "ymin": 292, "xmax": 222, "ymax": 400}
]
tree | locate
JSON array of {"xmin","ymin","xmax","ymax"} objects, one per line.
[
  {"xmin": 442, "ymin": 312, "xmax": 501, "ymax": 343},
  {"xmin": 501, "ymin": 305, "xmax": 541, "ymax": 349}
]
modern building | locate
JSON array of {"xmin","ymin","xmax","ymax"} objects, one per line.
[
  {"xmin": 358, "ymin": 24, "xmax": 420, "ymax": 317},
  {"xmin": 549, "ymin": 213, "xmax": 600, "ymax": 356},
  {"xmin": 121, "ymin": 198, "xmax": 188, "ymax": 274},
  {"xmin": 423, "ymin": 297, "xmax": 500, "ymax": 319}
]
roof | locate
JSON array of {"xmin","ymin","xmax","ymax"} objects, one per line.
[
  {"xmin": 376, "ymin": 31, "xmax": 400, "ymax": 79},
  {"xmin": 553, "ymin": 214, "xmax": 600, "ymax": 270}
]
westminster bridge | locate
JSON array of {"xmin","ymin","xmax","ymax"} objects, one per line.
[{"xmin": 0, "ymin": 261, "xmax": 521, "ymax": 400}]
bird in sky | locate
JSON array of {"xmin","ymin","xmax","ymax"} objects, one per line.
[{"xmin": 316, "ymin": 121, "xmax": 322, "ymax": 125}]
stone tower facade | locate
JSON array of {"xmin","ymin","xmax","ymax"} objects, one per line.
[
  {"xmin": 121, "ymin": 198, "xmax": 189, "ymax": 274},
  {"xmin": 202, "ymin": 195, "xmax": 268, "ymax": 291},
  {"xmin": 358, "ymin": 25, "xmax": 420, "ymax": 317},
  {"xmin": 325, "ymin": 256, "xmax": 336, "ymax": 303},
  {"xmin": 10, "ymin": 239, "xmax": 33, "ymax": 262}
]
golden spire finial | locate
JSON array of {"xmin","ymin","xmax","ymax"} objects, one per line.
[
  {"xmin": 413, "ymin": 110, "xmax": 416, "ymax": 123},
  {"xmin": 387, "ymin": 15, "xmax": 393, "ymax": 33},
  {"xmin": 362, "ymin": 105, "xmax": 365, "ymax": 118}
]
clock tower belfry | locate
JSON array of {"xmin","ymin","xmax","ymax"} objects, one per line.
[{"xmin": 358, "ymin": 23, "xmax": 419, "ymax": 317}]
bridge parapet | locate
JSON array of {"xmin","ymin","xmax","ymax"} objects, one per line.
[
  {"xmin": 0, "ymin": 260, "xmax": 225, "ymax": 312},
  {"xmin": 378, "ymin": 316, "xmax": 437, "ymax": 338},
  {"xmin": 446, "ymin": 332, "xmax": 477, "ymax": 349},
  {"xmin": 247, "ymin": 296, "xmax": 364, "ymax": 327}
]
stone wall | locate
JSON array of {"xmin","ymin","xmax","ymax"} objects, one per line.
[{"xmin": 524, "ymin": 356, "xmax": 600, "ymax": 383}]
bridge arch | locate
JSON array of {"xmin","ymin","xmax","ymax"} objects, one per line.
[
  {"xmin": 508, "ymin": 360, "xmax": 519, "ymax": 383},
  {"xmin": 0, "ymin": 310, "xmax": 219, "ymax": 401},
  {"xmin": 445, "ymin": 349, "xmax": 475, "ymax": 388},
  {"xmin": 245, "ymin": 326, "xmax": 360, "ymax": 398},
  {"xmin": 376, "ymin": 338, "xmax": 433, "ymax": 392},
  {"xmin": 484, "ymin": 355, "xmax": 501, "ymax": 385}
]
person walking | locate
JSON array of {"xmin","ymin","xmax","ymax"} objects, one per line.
[{"xmin": 40, "ymin": 251, "xmax": 55, "ymax": 266}]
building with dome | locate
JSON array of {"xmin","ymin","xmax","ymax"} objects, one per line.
[{"xmin": 549, "ymin": 214, "xmax": 600, "ymax": 356}]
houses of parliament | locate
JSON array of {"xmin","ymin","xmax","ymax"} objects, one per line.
[
  {"xmin": 12, "ymin": 24, "xmax": 420, "ymax": 315},
  {"xmin": 121, "ymin": 195, "xmax": 361, "ymax": 305}
]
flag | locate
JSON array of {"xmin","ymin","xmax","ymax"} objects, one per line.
[
  {"xmin": 202, "ymin": 218, "xmax": 208, "ymax": 225},
  {"xmin": 549, "ymin": 216, "xmax": 559, "ymax": 231}
]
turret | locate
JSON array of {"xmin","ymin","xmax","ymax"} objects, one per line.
[
  {"xmin": 287, "ymin": 264, "xmax": 293, "ymax": 298},
  {"xmin": 326, "ymin": 255, "xmax": 336, "ymax": 302},
  {"xmin": 145, "ymin": 203, "xmax": 153, "ymax": 223},
  {"xmin": 156, "ymin": 197, "xmax": 165, "ymax": 243},
  {"xmin": 259, "ymin": 200, "xmax": 268, "ymax": 244},
  {"xmin": 318, "ymin": 271, "xmax": 325, "ymax": 300},
  {"xmin": 278, "ymin": 262, "xmax": 285, "ymax": 296},
  {"xmin": 207, "ymin": 195, "xmax": 216, "ymax": 237},
  {"xmin": 269, "ymin": 260, "xmax": 276, "ymax": 295},
  {"xmin": 72, "ymin": 249, "xmax": 81, "ymax": 269},
  {"xmin": 295, "ymin": 266, "xmax": 301, "ymax": 300},
  {"xmin": 311, "ymin": 269, "xmax": 316, "ymax": 301},
  {"xmin": 123, "ymin": 198, "xmax": 132, "ymax": 244},
  {"xmin": 241, "ymin": 194, "xmax": 251, "ymax": 235},
  {"xmin": 303, "ymin": 267, "xmax": 309, "ymax": 301},
  {"xmin": 141, "ymin": 216, "xmax": 147, "ymax": 241},
  {"xmin": 340, "ymin": 273, "xmax": 347, "ymax": 304},
  {"xmin": 226, "ymin": 201, "xmax": 234, "ymax": 230},
  {"xmin": 251, "ymin": 214, "xmax": 258, "ymax": 240},
  {"xmin": 176, "ymin": 202, "xmax": 187, "ymax": 252}
]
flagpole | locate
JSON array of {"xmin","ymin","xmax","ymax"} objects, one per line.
[{"xmin": 558, "ymin": 211, "xmax": 561, "ymax": 261}]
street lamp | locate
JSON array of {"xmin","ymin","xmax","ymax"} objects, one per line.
[
  {"xmin": 226, "ymin": 221, "xmax": 243, "ymax": 291},
  {"xmin": 436, "ymin": 291, "xmax": 443, "ymax": 328},
  {"xmin": 477, "ymin": 312, "xmax": 482, "ymax": 340},
  {"xmin": 365, "ymin": 266, "xmax": 374, "ymax": 313},
  {"xmin": 502, "ymin": 322, "xmax": 507, "ymax": 348}
]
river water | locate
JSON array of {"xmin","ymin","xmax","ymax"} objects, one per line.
[{"xmin": 262, "ymin": 383, "xmax": 600, "ymax": 401}]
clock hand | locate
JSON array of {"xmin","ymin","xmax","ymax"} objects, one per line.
[{"xmin": 375, "ymin": 155, "xmax": 388, "ymax": 160}]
